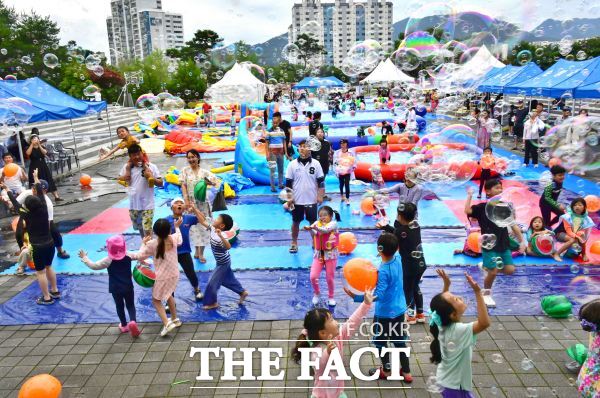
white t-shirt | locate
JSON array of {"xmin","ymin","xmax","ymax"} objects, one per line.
[
  {"xmin": 120, "ymin": 162, "xmax": 161, "ymax": 211},
  {"xmin": 17, "ymin": 189, "xmax": 54, "ymax": 221},
  {"xmin": 94, "ymin": 92, "xmax": 102, "ymax": 102},
  {"xmin": 1, "ymin": 166, "xmax": 26, "ymax": 193},
  {"xmin": 285, "ymin": 158, "xmax": 324, "ymax": 205}
]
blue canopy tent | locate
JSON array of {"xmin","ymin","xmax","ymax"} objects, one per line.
[
  {"xmin": 294, "ymin": 76, "xmax": 345, "ymax": 89},
  {"xmin": 461, "ymin": 66, "xmax": 505, "ymax": 89},
  {"xmin": 0, "ymin": 77, "xmax": 108, "ymax": 169},
  {"xmin": 552, "ymin": 57, "xmax": 600, "ymax": 98},
  {"xmin": 477, "ymin": 63, "xmax": 543, "ymax": 93},
  {"xmin": 574, "ymin": 80, "xmax": 600, "ymax": 99},
  {"xmin": 504, "ymin": 58, "xmax": 597, "ymax": 96}
]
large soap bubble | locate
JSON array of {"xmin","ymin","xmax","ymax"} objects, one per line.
[
  {"xmin": 43, "ymin": 53, "xmax": 59, "ymax": 69},
  {"xmin": 541, "ymin": 116, "xmax": 599, "ymax": 173}
]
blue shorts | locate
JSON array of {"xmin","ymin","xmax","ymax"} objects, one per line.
[{"xmin": 482, "ymin": 249, "xmax": 513, "ymax": 270}]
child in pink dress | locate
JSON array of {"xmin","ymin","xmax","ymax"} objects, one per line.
[
  {"xmin": 130, "ymin": 218, "xmax": 183, "ymax": 337},
  {"xmin": 577, "ymin": 298, "xmax": 600, "ymax": 397},
  {"xmin": 292, "ymin": 289, "xmax": 374, "ymax": 398}
]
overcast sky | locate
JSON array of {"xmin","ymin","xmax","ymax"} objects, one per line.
[{"xmin": 5, "ymin": 0, "xmax": 591, "ymax": 56}]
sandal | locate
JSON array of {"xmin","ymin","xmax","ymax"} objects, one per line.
[
  {"xmin": 36, "ymin": 296, "xmax": 54, "ymax": 305},
  {"xmin": 49, "ymin": 291, "xmax": 61, "ymax": 299},
  {"xmin": 289, "ymin": 244, "xmax": 298, "ymax": 254},
  {"xmin": 199, "ymin": 257, "xmax": 207, "ymax": 264}
]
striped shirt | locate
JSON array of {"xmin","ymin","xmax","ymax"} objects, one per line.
[{"xmin": 210, "ymin": 226, "xmax": 231, "ymax": 267}]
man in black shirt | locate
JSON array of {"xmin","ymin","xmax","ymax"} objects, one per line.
[
  {"xmin": 512, "ymin": 100, "xmax": 528, "ymax": 151},
  {"xmin": 310, "ymin": 129, "xmax": 331, "ymax": 200},
  {"xmin": 272, "ymin": 112, "xmax": 294, "ymax": 159},
  {"xmin": 308, "ymin": 111, "xmax": 323, "ymax": 136},
  {"xmin": 381, "ymin": 120, "xmax": 394, "ymax": 136}
]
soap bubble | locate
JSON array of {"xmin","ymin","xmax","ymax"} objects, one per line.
[
  {"xmin": 490, "ymin": 385, "xmax": 499, "ymax": 395},
  {"xmin": 281, "ymin": 43, "xmax": 300, "ymax": 62},
  {"xmin": 306, "ymin": 135, "xmax": 321, "ymax": 152},
  {"xmin": 135, "ymin": 93, "xmax": 158, "ymax": 110},
  {"xmin": 481, "ymin": 234, "xmax": 497, "ymax": 250},
  {"xmin": 210, "ymin": 44, "xmax": 237, "ymax": 70},
  {"xmin": 543, "ymin": 274, "xmax": 552, "ymax": 283},
  {"xmin": 485, "ymin": 187, "xmax": 528, "ymax": 227},
  {"xmin": 300, "ymin": 20, "xmax": 321, "ymax": 39},
  {"xmin": 83, "ymin": 85, "xmax": 100, "ymax": 97},
  {"xmin": 570, "ymin": 264, "xmax": 580, "ymax": 274},
  {"xmin": 0, "ymin": 48, "xmax": 6, "ymax": 55},
  {"xmin": 278, "ymin": 188, "xmax": 294, "ymax": 202},
  {"xmin": 520, "ymin": 358, "xmax": 534, "ymax": 371},
  {"xmin": 447, "ymin": 341, "xmax": 456, "ymax": 352},
  {"xmin": 517, "ymin": 50, "xmax": 532, "ymax": 65},
  {"xmin": 393, "ymin": 47, "xmax": 421, "ymax": 72},
  {"xmin": 540, "ymin": 326, "xmax": 550, "ymax": 338},
  {"xmin": 85, "ymin": 54, "xmax": 101, "ymax": 70},
  {"xmin": 92, "ymin": 65, "xmax": 105, "ymax": 77},
  {"xmin": 491, "ymin": 353, "xmax": 504, "ymax": 364},
  {"xmin": 526, "ymin": 387, "xmax": 538, "ymax": 397},
  {"xmin": 20, "ymin": 56, "xmax": 32, "ymax": 65},
  {"xmin": 425, "ymin": 375, "xmax": 443, "ymax": 393},
  {"xmin": 43, "ymin": 53, "xmax": 59, "ymax": 69}
]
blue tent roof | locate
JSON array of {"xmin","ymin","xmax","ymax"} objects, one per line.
[
  {"xmin": 553, "ymin": 57, "xmax": 600, "ymax": 98},
  {"xmin": 0, "ymin": 77, "xmax": 106, "ymax": 123},
  {"xmin": 477, "ymin": 63, "xmax": 543, "ymax": 93},
  {"xmin": 574, "ymin": 80, "xmax": 600, "ymax": 99},
  {"xmin": 504, "ymin": 58, "xmax": 597, "ymax": 97},
  {"xmin": 294, "ymin": 76, "xmax": 345, "ymax": 89}
]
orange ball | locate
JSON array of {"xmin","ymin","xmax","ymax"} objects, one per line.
[
  {"xmin": 584, "ymin": 195, "xmax": 600, "ymax": 213},
  {"xmin": 548, "ymin": 158, "xmax": 562, "ymax": 167},
  {"xmin": 467, "ymin": 232, "xmax": 482, "ymax": 254},
  {"xmin": 590, "ymin": 240, "xmax": 600, "ymax": 255},
  {"xmin": 343, "ymin": 258, "xmax": 378, "ymax": 292},
  {"xmin": 338, "ymin": 232, "xmax": 358, "ymax": 254},
  {"xmin": 18, "ymin": 374, "xmax": 62, "ymax": 398},
  {"xmin": 27, "ymin": 260, "xmax": 35, "ymax": 270},
  {"xmin": 360, "ymin": 197, "xmax": 375, "ymax": 215},
  {"xmin": 79, "ymin": 174, "xmax": 92, "ymax": 187},
  {"xmin": 3, "ymin": 162, "xmax": 19, "ymax": 177}
]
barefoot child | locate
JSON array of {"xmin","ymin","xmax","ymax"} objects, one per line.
[
  {"xmin": 429, "ymin": 269, "xmax": 491, "ymax": 398},
  {"xmin": 305, "ymin": 206, "xmax": 340, "ymax": 307},
  {"xmin": 332, "ymin": 139, "xmax": 356, "ymax": 204},
  {"xmin": 292, "ymin": 289, "xmax": 374, "ymax": 398},
  {"xmin": 553, "ymin": 197, "xmax": 594, "ymax": 262},
  {"xmin": 345, "ymin": 233, "xmax": 413, "ymax": 382},
  {"xmin": 197, "ymin": 212, "xmax": 248, "ymax": 310},
  {"xmin": 577, "ymin": 298, "xmax": 600, "ymax": 397},
  {"xmin": 129, "ymin": 218, "xmax": 183, "ymax": 337},
  {"xmin": 99, "ymin": 126, "xmax": 147, "ymax": 162},
  {"xmin": 525, "ymin": 216, "xmax": 555, "ymax": 257},
  {"xmin": 79, "ymin": 235, "xmax": 140, "ymax": 337},
  {"xmin": 464, "ymin": 179, "xmax": 526, "ymax": 307}
]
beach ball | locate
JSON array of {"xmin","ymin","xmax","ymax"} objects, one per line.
[
  {"xmin": 584, "ymin": 195, "xmax": 600, "ymax": 213},
  {"xmin": 18, "ymin": 374, "xmax": 62, "ymax": 398},
  {"xmin": 343, "ymin": 258, "xmax": 378, "ymax": 293},
  {"xmin": 467, "ymin": 232, "xmax": 482, "ymax": 254},
  {"xmin": 3, "ymin": 163, "xmax": 18, "ymax": 177},
  {"xmin": 590, "ymin": 240, "xmax": 600, "ymax": 255},
  {"xmin": 360, "ymin": 197, "xmax": 375, "ymax": 215},
  {"xmin": 338, "ymin": 232, "xmax": 358, "ymax": 254},
  {"xmin": 548, "ymin": 158, "xmax": 562, "ymax": 167},
  {"xmin": 532, "ymin": 235, "xmax": 554, "ymax": 256},
  {"xmin": 132, "ymin": 265, "xmax": 155, "ymax": 288},
  {"xmin": 79, "ymin": 174, "xmax": 92, "ymax": 187},
  {"xmin": 415, "ymin": 104, "xmax": 427, "ymax": 117}
]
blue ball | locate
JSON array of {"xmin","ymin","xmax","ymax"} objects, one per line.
[{"xmin": 415, "ymin": 104, "xmax": 427, "ymax": 117}]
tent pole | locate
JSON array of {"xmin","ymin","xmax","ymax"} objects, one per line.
[
  {"xmin": 16, "ymin": 130, "xmax": 25, "ymax": 168},
  {"xmin": 69, "ymin": 119, "xmax": 82, "ymax": 174},
  {"xmin": 105, "ymin": 107, "xmax": 114, "ymax": 147}
]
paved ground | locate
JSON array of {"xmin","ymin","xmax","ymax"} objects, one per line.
[{"xmin": 0, "ymin": 135, "xmax": 594, "ymax": 397}]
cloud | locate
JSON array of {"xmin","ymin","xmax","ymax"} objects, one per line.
[{"xmin": 3, "ymin": 0, "xmax": 587, "ymax": 60}]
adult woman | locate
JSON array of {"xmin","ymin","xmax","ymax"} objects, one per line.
[
  {"xmin": 179, "ymin": 149, "xmax": 220, "ymax": 263},
  {"xmin": 26, "ymin": 129, "xmax": 61, "ymax": 201}
]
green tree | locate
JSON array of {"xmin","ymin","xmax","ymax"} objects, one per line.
[
  {"xmin": 294, "ymin": 33, "xmax": 327, "ymax": 74},
  {"xmin": 166, "ymin": 60, "xmax": 206, "ymax": 101},
  {"xmin": 58, "ymin": 61, "xmax": 94, "ymax": 100},
  {"xmin": 166, "ymin": 29, "xmax": 223, "ymax": 60},
  {"xmin": 119, "ymin": 51, "xmax": 170, "ymax": 97}
]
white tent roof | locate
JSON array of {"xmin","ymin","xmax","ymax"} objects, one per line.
[
  {"xmin": 454, "ymin": 46, "xmax": 505, "ymax": 82},
  {"xmin": 205, "ymin": 62, "xmax": 267, "ymax": 103},
  {"xmin": 361, "ymin": 59, "xmax": 414, "ymax": 84}
]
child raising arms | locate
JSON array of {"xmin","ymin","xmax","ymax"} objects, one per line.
[{"xmin": 429, "ymin": 269, "xmax": 491, "ymax": 398}]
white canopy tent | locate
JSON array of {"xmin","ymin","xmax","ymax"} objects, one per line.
[
  {"xmin": 361, "ymin": 59, "xmax": 414, "ymax": 85},
  {"xmin": 204, "ymin": 62, "xmax": 267, "ymax": 103},
  {"xmin": 453, "ymin": 45, "xmax": 505, "ymax": 84}
]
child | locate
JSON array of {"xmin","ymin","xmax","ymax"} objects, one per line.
[
  {"xmin": 345, "ymin": 233, "xmax": 413, "ymax": 382},
  {"xmin": 166, "ymin": 198, "xmax": 204, "ymax": 300},
  {"xmin": 99, "ymin": 126, "xmax": 147, "ymax": 162},
  {"xmin": 292, "ymin": 289, "xmax": 374, "ymax": 398},
  {"xmin": 230, "ymin": 110, "xmax": 237, "ymax": 136},
  {"xmin": 197, "ymin": 212, "xmax": 248, "ymax": 310},
  {"xmin": 478, "ymin": 147, "xmax": 494, "ymax": 199},
  {"xmin": 379, "ymin": 139, "xmax": 391, "ymax": 164},
  {"xmin": 332, "ymin": 139, "xmax": 356, "ymax": 204},
  {"xmin": 429, "ymin": 269, "xmax": 491, "ymax": 398},
  {"xmin": 377, "ymin": 202, "xmax": 427, "ymax": 324},
  {"xmin": 453, "ymin": 219, "xmax": 482, "ymax": 258},
  {"xmin": 79, "ymin": 235, "xmax": 140, "ymax": 337},
  {"xmin": 553, "ymin": 197, "xmax": 594, "ymax": 262},
  {"xmin": 577, "ymin": 298, "xmax": 600, "ymax": 397},
  {"xmin": 539, "ymin": 165, "xmax": 566, "ymax": 228},
  {"xmin": 465, "ymin": 179, "xmax": 526, "ymax": 307},
  {"xmin": 304, "ymin": 206, "xmax": 340, "ymax": 306},
  {"xmin": 378, "ymin": 168, "xmax": 426, "ymax": 211},
  {"xmin": 331, "ymin": 102, "xmax": 343, "ymax": 119},
  {"xmin": 129, "ymin": 218, "xmax": 183, "ymax": 337},
  {"xmin": 525, "ymin": 216, "xmax": 555, "ymax": 256}
]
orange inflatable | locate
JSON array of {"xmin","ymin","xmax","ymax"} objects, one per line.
[
  {"xmin": 79, "ymin": 174, "xmax": 92, "ymax": 187},
  {"xmin": 343, "ymin": 258, "xmax": 378, "ymax": 292},
  {"xmin": 584, "ymin": 195, "xmax": 600, "ymax": 213},
  {"xmin": 467, "ymin": 232, "xmax": 482, "ymax": 254},
  {"xmin": 360, "ymin": 197, "xmax": 375, "ymax": 215},
  {"xmin": 18, "ymin": 374, "xmax": 62, "ymax": 398},
  {"xmin": 338, "ymin": 232, "xmax": 358, "ymax": 254},
  {"xmin": 590, "ymin": 240, "xmax": 600, "ymax": 255},
  {"xmin": 3, "ymin": 162, "xmax": 19, "ymax": 177},
  {"xmin": 164, "ymin": 129, "xmax": 236, "ymax": 154}
]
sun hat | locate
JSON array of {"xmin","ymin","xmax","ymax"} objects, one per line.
[{"xmin": 106, "ymin": 235, "xmax": 127, "ymax": 261}]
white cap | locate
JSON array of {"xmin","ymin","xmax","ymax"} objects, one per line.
[{"xmin": 171, "ymin": 197, "xmax": 185, "ymax": 205}]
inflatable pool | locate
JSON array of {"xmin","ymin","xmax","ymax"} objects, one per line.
[
  {"xmin": 353, "ymin": 143, "xmax": 499, "ymax": 182},
  {"xmin": 291, "ymin": 132, "xmax": 419, "ymax": 150},
  {"xmin": 164, "ymin": 129, "xmax": 236, "ymax": 154}
]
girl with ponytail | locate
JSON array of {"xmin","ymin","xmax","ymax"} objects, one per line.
[{"xmin": 429, "ymin": 269, "xmax": 491, "ymax": 397}]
